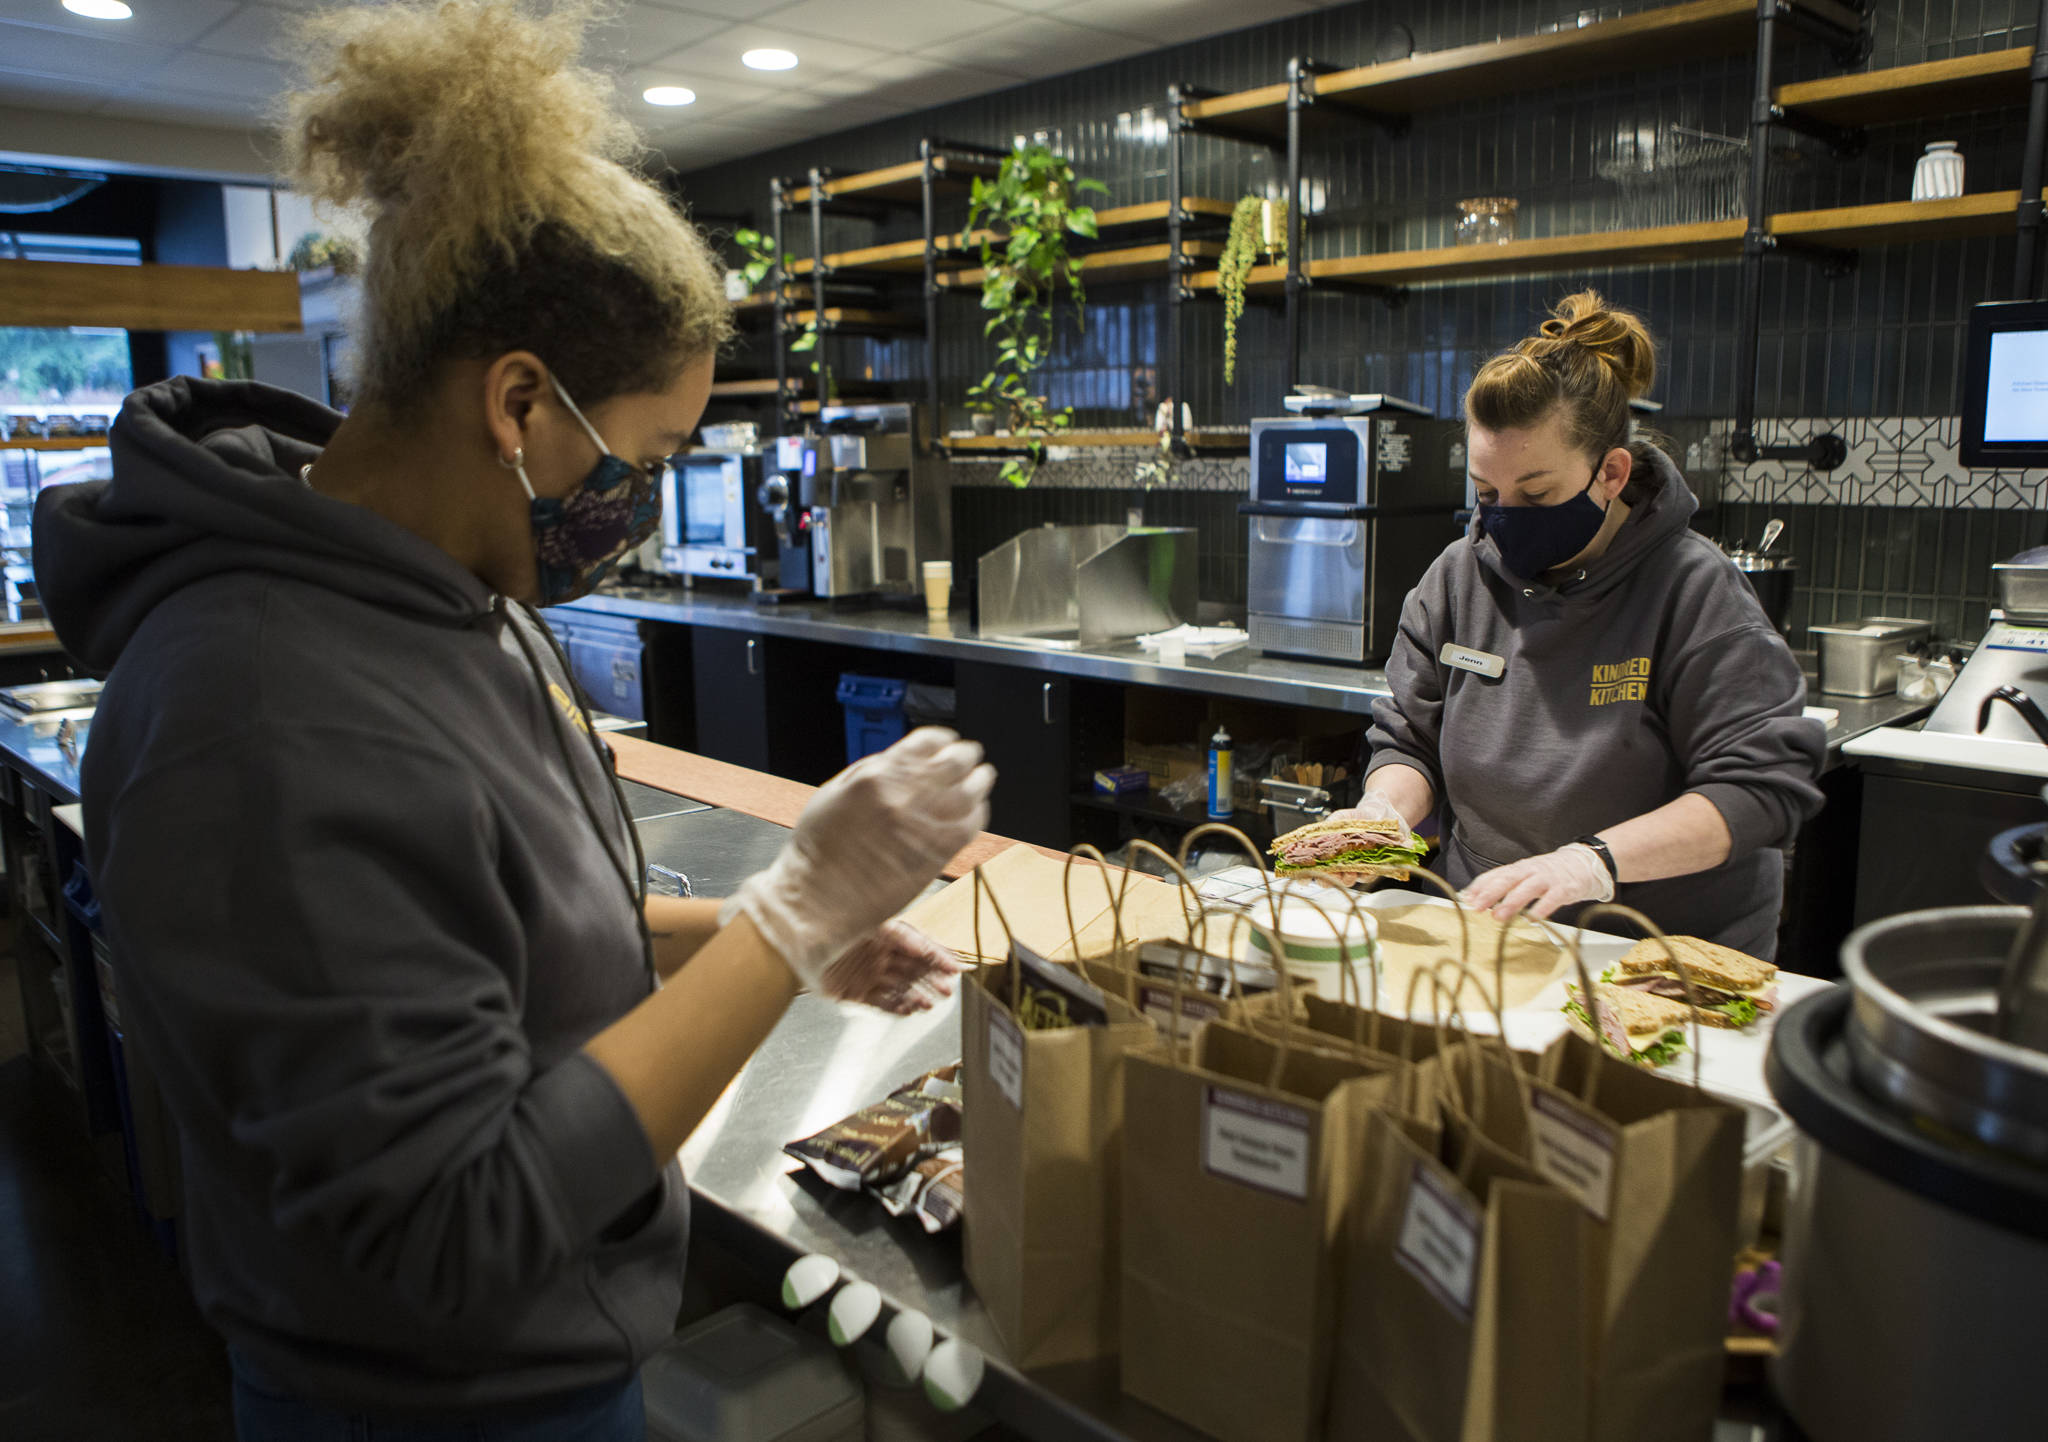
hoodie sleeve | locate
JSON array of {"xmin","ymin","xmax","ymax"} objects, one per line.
[
  {"xmin": 1366, "ymin": 563, "xmax": 1449, "ymax": 797},
  {"xmin": 1660, "ymin": 621, "xmax": 1826, "ymax": 856},
  {"xmin": 99, "ymin": 721, "xmax": 660, "ymax": 1324}
]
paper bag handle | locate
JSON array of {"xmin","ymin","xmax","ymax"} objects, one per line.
[
  {"xmin": 1111, "ymin": 839, "xmax": 1213, "ymax": 962},
  {"xmin": 968, "ymin": 866, "xmax": 1023, "ymax": 1015},
  {"xmin": 1176, "ymin": 822, "xmax": 1287, "ymax": 952},
  {"xmin": 1419, "ymin": 957, "xmax": 1536, "ymax": 1188},
  {"xmin": 1192, "ymin": 902, "xmax": 1304, "ymax": 1092},
  {"xmin": 1252, "ymin": 884, "xmax": 1383, "ymax": 1059}
]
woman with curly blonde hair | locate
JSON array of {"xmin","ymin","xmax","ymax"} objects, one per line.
[
  {"xmin": 33, "ymin": 3, "xmax": 989, "ymax": 1437},
  {"xmin": 1332, "ymin": 291, "xmax": 1824, "ymax": 957}
]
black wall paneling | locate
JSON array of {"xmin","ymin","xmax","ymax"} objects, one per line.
[{"xmin": 680, "ymin": 0, "xmax": 2045, "ymax": 635}]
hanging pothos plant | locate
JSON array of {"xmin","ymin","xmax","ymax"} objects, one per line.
[
  {"xmin": 963, "ymin": 146, "xmax": 1108, "ymax": 486},
  {"xmin": 732, "ymin": 228, "xmax": 829, "ymax": 403},
  {"xmin": 1219, "ymin": 195, "xmax": 1288, "ymax": 386}
]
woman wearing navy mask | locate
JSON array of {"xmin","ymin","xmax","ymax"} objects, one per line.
[
  {"xmin": 33, "ymin": 3, "xmax": 989, "ymax": 1438},
  {"xmin": 1334, "ymin": 292, "xmax": 1824, "ymax": 958}
]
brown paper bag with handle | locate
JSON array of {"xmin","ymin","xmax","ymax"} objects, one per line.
[
  {"xmin": 1519, "ymin": 904, "xmax": 1747, "ymax": 1442},
  {"xmin": 1325, "ymin": 960, "xmax": 1597, "ymax": 1442},
  {"xmin": 1120, "ymin": 896, "xmax": 1409, "ymax": 1442},
  {"xmin": 959, "ymin": 865, "xmax": 1158, "ymax": 1369}
]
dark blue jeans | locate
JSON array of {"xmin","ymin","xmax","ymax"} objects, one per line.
[{"xmin": 230, "ymin": 1353, "xmax": 644, "ymax": 1442}]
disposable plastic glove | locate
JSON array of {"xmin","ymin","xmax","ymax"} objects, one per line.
[
  {"xmin": 1460, "ymin": 842, "xmax": 1614, "ymax": 922},
  {"xmin": 1318, "ymin": 790, "xmax": 1414, "ymax": 849},
  {"xmin": 820, "ymin": 919, "xmax": 966, "ymax": 1015},
  {"xmin": 725, "ymin": 727, "xmax": 995, "ymax": 993}
]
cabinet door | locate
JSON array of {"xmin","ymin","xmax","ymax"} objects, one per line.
[
  {"xmin": 569, "ymin": 636, "xmax": 644, "ymax": 721},
  {"xmin": 956, "ymin": 662, "xmax": 1069, "ymax": 848},
  {"xmin": 692, "ymin": 630, "xmax": 771, "ymax": 772}
]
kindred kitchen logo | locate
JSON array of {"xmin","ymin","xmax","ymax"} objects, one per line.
[{"xmin": 1588, "ymin": 657, "xmax": 1650, "ymax": 706}]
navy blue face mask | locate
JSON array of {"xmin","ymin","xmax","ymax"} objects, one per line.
[{"xmin": 1478, "ymin": 470, "xmax": 1607, "ymax": 581}]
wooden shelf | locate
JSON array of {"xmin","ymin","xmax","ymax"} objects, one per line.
[
  {"xmin": 939, "ymin": 240, "xmax": 1223, "ymax": 289},
  {"xmin": 943, "ymin": 427, "xmax": 1249, "ymax": 453},
  {"xmin": 786, "ymin": 307, "xmax": 921, "ymax": 334},
  {"xmin": 0, "ymin": 258, "xmax": 302, "ymax": 332},
  {"xmin": 1071, "ymin": 787, "xmax": 1275, "ymax": 844},
  {"xmin": 780, "ymin": 201, "xmax": 1234, "ymax": 279},
  {"xmin": 786, "ymin": 154, "xmax": 999, "ymax": 207},
  {"xmin": 1185, "ymin": 193, "xmax": 2022, "ymax": 297},
  {"xmin": 1, "ymin": 436, "xmax": 107, "ymax": 451},
  {"xmin": 1768, "ymin": 190, "xmax": 2021, "ymax": 246},
  {"xmin": 1190, "ymin": 219, "xmax": 1745, "ymax": 293},
  {"xmin": 1182, "ymin": 0, "xmax": 1758, "ymax": 130},
  {"xmin": 706, "ymin": 379, "xmax": 883, "ymax": 411},
  {"xmin": 1092, "ymin": 197, "xmax": 1237, "ymax": 229},
  {"xmin": 708, "ymin": 378, "xmax": 786, "ymax": 398},
  {"xmin": 1775, "ymin": 47, "xmax": 2033, "ymax": 127}
]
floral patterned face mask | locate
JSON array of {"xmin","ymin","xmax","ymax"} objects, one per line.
[{"xmin": 505, "ymin": 374, "xmax": 665, "ymax": 605}]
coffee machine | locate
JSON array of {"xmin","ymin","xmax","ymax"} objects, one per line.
[
  {"xmin": 1244, "ymin": 395, "xmax": 1465, "ymax": 664},
  {"xmin": 762, "ymin": 435, "xmax": 818, "ymax": 595},
  {"xmin": 801, "ymin": 403, "xmax": 949, "ymax": 601}
]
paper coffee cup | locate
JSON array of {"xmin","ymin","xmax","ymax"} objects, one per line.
[{"xmin": 922, "ymin": 560, "xmax": 952, "ymax": 617}]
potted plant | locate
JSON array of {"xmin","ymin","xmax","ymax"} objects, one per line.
[
  {"xmin": 1218, "ymin": 194, "xmax": 1287, "ymax": 386},
  {"xmin": 962, "ymin": 145, "xmax": 1107, "ymax": 486}
]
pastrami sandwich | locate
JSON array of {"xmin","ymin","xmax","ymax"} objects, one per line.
[
  {"xmin": 1268, "ymin": 816, "xmax": 1428, "ymax": 883},
  {"xmin": 1563, "ymin": 983, "xmax": 1690, "ymax": 1069},
  {"xmin": 1602, "ymin": 936, "xmax": 1778, "ymax": 1030}
]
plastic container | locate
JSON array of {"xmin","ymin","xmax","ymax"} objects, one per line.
[
  {"xmin": 836, "ymin": 674, "xmax": 908, "ymax": 762},
  {"xmin": 1207, "ymin": 726, "xmax": 1233, "ymax": 820},
  {"xmin": 643, "ymin": 1304, "xmax": 864, "ymax": 1442},
  {"xmin": 1245, "ymin": 891, "xmax": 1379, "ymax": 1001}
]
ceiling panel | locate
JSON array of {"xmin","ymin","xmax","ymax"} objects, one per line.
[
  {"xmin": 0, "ymin": 0, "xmax": 238, "ymax": 50},
  {"xmin": 769, "ymin": 0, "xmax": 1020, "ymax": 49},
  {"xmin": 188, "ymin": 2, "xmax": 293, "ymax": 60},
  {"xmin": 0, "ymin": 0, "xmax": 1365, "ymax": 173},
  {"xmin": 915, "ymin": 17, "xmax": 1158, "ymax": 80}
]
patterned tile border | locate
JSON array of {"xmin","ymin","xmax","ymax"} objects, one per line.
[{"xmin": 1721, "ymin": 416, "xmax": 2048, "ymax": 511}]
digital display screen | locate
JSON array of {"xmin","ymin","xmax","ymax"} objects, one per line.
[
  {"xmin": 802, "ymin": 448, "xmax": 817, "ymax": 478},
  {"xmin": 1984, "ymin": 329, "xmax": 2048, "ymax": 442},
  {"xmin": 681, "ymin": 462, "xmax": 728, "ymax": 546},
  {"xmin": 1283, "ymin": 441, "xmax": 1328, "ymax": 485}
]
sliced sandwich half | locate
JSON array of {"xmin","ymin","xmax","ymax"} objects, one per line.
[
  {"xmin": 1563, "ymin": 982, "xmax": 1690, "ymax": 1069},
  {"xmin": 1269, "ymin": 816, "xmax": 1428, "ymax": 883},
  {"xmin": 1601, "ymin": 936, "xmax": 1778, "ymax": 1030}
]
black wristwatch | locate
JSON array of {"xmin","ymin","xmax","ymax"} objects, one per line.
[{"xmin": 1573, "ymin": 833, "xmax": 1619, "ymax": 882}]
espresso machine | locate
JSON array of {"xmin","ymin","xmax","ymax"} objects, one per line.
[
  {"xmin": 801, "ymin": 403, "xmax": 949, "ymax": 601},
  {"xmin": 762, "ymin": 435, "xmax": 818, "ymax": 595},
  {"xmin": 1244, "ymin": 394, "xmax": 1465, "ymax": 664}
]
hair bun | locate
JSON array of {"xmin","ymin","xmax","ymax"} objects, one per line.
[{"xmin": 1534, "ymin": 289, "xmax": 1657, "ymax": 400}]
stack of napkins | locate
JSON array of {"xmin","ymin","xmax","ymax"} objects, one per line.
[{"xmin": 1136, "ymin": 624, "xmax": 1249, "ymax": 659}]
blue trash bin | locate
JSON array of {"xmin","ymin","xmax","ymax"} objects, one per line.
[{"xmin": 836, "ymin": 673, "xmax": 908, "ymax": 762}]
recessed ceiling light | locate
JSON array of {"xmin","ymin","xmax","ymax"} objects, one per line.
[
  {"xmin": 642, "ymin": 86, "xmax": 697, "ymax": 107},
  {"xmin": 742, "ymin": 48, "xmax": 798, "ymax": 71},
  {"xmin": 62, "ymin": 0, "xmax": 133, "ymax": 18}
]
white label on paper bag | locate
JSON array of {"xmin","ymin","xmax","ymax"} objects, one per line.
[
  {"xmin": 1395, "ymin": 1161, "xmax": 1481, "ymax": 1320},
  {"xmin": 986, "ymin": 1007, "xmax": 1024, "ymax": 1111},
  {"xmin": 1201, "ymin": 1087, "xmax": 1311, "ymax": 1201},
  {"xmin": 1138, "ymin": 984, "xmax": 1224, "ymax": 1033},
  {"xmin": 1528, "ymin": 1089, "xmax": 1619, "ymax": 1222}
]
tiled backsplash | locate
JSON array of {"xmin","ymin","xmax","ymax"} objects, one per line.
[{"xmin": 684, "ymin": 0, "xmax": 2042, "ymax": 645}]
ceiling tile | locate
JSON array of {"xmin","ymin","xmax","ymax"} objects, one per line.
[
  {"xmin": 852, "ymin": 55, "xmax": 1024, "ymax": 108},
  {"xmin": 1065, "ymin": 0, "xmax": 1312, "ymax": 41},
  {"xmin": 0, "ymin": 68, "xmax": 111, "ymax": 113},
  {"xmin": 0, "ymin": 19, "xmax": 166, "ymax": 81},
  {"xmin": 660, "ymin": 0, "xmax": 804, "ymax": 18},
  {"xmin": 147, "ymin": 48, "xmax": 288, "ymax": 101},
  {"xmin": 915, "ymin": 16, "xmax": 1155, "ymax": 80},
  {"xmin": 0, "ymin": 0, "xmax": 239, "ymax": 50},
  {"xmin": 623, "ymin": 61, "xmax": 779, "ymax": 108},
  {"xmin": 90, "ymin": 85, "xmax": 260, "ymax": 125},
  {"xmin": 584, "ymin": 2, "xmax": 732, "ymax": 68},
  {"xmin": 188, "ymin": 2, "xmax": 295, "ymax": 61},
  {"xmin": 769, "ymin": 0, "xmax": 1018, "ymax": 48},
  {"xmin": 692, "ymin": 21, "xmax": 894, "ymax": 78}
]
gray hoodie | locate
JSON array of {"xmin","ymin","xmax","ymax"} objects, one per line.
[
  {"xmin": 1366, "ymin": 447, "xmax": 1825, "ymax": 958},
  {"xmin": 35, "ymin": 378, "xmax": 681, "ymax": 1413}
]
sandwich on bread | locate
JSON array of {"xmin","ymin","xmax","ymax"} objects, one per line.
[
  {"xmin": 1269, "ymin": 816, "xmax": 1428, "ymax": 883},
  {"xmin": 1602, "ymin": 936, "xmax": 1778, "ymax": 1029},
  {"xmin": 1563, "ymin": 982, "xmax": 1690, "ymax": 1069}
]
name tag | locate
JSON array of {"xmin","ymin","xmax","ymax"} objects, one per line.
[{"xmin": 1439, "ymin": 643, "xmax": 1505, "ymax": 679}]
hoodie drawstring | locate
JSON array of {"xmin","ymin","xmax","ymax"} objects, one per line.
[{"xmin": 499, "ymin": 597, "xmax": 657, "ymax": 989}]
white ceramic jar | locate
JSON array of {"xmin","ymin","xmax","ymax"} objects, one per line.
[{"xmin": 1912, "ymin": 141, "xmax": 1965, "ymax": 202}]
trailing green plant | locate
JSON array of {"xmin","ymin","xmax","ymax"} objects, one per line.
[
  {"xmin": 732, "ymin": 229, "xmax": 829, "ymax": 404},
  {"xmin": 286, "ymin": 231, "xmax": 360, "ymax": 276},
  {"xmin": 1219, "ymin": 195, "xmax": 1288, "ymax": 386},
  {"xmin": 963, "ymin": 145, "xmax": 1107, "ymax": 486}
]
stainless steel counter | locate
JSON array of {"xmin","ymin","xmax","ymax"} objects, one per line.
[
  {"xmin": 567, "ymin": 587, "xmax": 1931, "ymax": 764},
  {"xmin": 0, "ymin": 705, "xmax": 84, "ymax": 802}
]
